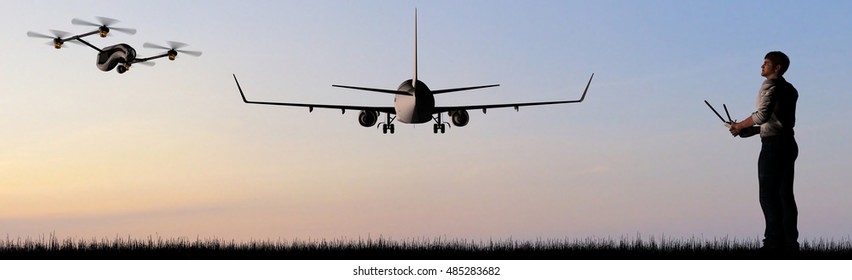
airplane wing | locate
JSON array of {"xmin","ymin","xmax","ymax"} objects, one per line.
[
  {"xmin": 233, "ymin": 74, "xmax": 396, "ymax": 114},
  {"xmin": 433, "ymin": 73, "xmax": 593, "ymax": 114}
]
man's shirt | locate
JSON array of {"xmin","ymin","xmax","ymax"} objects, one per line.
[{"xmin": 753, "ymin": 77, "xmax": 798, "ymax": 138}]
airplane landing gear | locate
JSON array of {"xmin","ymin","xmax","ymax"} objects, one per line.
[
  {"xmin": 433, "ymin": 123, "xmax": 446, "ymax": 134},
  {"xmin": 432, "ymin": 113, "xmax": 449, "ymax": 134},
  {"xmin": 379, "ymin": 113, "xmax": 396, "ymax": 134},
  {"xmin": 382, "ymin": 123, "xmax": 395, "ymax": 134}
]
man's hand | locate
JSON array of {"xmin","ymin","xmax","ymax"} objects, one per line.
[
  {"xmin": 730, "ymin": 121, "xmax": 760, "ymax": 138},
  {"xmin": 729, "ymin": 115, "xmax": 758, "ymax": 137},
  {"xmin": 729, "ymin": 121, "xmax": 742, "ymax": 136}
]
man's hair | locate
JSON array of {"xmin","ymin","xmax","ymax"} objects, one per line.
[{"xmin": 765, "ymin": 51, "xmax": 790, "ymax": 76}]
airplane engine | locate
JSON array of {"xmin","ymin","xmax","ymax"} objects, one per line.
[
  {"xmin": 449, "ymin": 110, "xmax": 469, "ymax": 127},
  {"xmin": 358, "ymin": 110, "xmax": 379, "ymax": 127}
]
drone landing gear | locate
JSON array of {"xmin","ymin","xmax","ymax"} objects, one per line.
[
  {"xmin": 379, "ymin": 113, "xmax": 396, "ymax": 134},
  {"xmin": 432, "ymin": 114, "xmax": 450, "ymax": 134}
]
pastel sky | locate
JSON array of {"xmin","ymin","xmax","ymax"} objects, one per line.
[{"xmin": 1, "ymin": 0, "xmax": 850, "ymax": 242}]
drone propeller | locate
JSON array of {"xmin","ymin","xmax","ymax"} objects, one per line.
[
  {"xmin": 27, "ymin": 29, "xmax": 71, "ymax": 39},
  {"xmin": 71, "ymin": 16, "xmax": 137, "ymax": 36},
  {"xmin": 134, "ymin": 60, "xmax": 156, "ymax": 67},
  {"xmin": 27, "ymin": 30, "xmax": 76, "ymax": 49},
  {"xmin": 143, "ymin": 41, "xmax": 203, "ymax": 60}
]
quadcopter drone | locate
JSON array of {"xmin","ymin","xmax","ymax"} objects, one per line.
[{"xmin": 27, "ymin": 16, "xmax": 201, "ymax": 74}]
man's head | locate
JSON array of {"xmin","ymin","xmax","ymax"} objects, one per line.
[{"xmin": 762, "ymin": 51, "xmax": 790, "ymax": 78}]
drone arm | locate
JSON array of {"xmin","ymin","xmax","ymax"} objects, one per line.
[
  {"xmin": 72, "ymin": 37, "xmax": 102, "ymax": 52},
  {"xmin": 72, "ymin": 30, "xmax": 100, "ymax": 40},
  {"xmin": 135, "ymin": 53, "xmax": 170, "ymax": 63}
]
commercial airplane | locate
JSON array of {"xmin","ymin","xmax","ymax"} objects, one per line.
[{"xmin": 232, "ymin": 10, "xmax": 593, "ymax": 134}]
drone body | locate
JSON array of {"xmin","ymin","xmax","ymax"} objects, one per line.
[
  {"xmin": 97, "ymin": 43, "xmax": 136, "ymax": 73},
  {"xmin": 27, "ymin": 16, "xmax": 201, "ymax": 74}
]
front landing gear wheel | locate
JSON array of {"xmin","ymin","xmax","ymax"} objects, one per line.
[
  {"xmin": 382, "ymin": 124, "xmax": 396, "ymax": 134},
  {"xmin": 432, "ymin": 113, "xmax": 449, "ymax": 134},
  {"xmin": 379, "ymin": 113, "xmax": 396, "ymax": 134},
  {"xmin": 433, "ymin": 124, "xmax": 446, "ymax": 134}
]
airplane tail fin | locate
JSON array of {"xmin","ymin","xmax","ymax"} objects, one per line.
[{"xmin": 413, "ymin": 8, "xmax": 418, "ymax": 89}]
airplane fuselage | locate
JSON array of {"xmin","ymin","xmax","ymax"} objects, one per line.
[{"xmin": 394, "ymin": 79, "xmax": 435, "ymax": 124}]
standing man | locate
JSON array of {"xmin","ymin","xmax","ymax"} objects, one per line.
[{"xmin": 729, "ymin": 51, "xmax": 799, "ymax": 256}]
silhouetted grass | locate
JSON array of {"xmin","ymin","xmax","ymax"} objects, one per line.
[{"xmin": 2, "ymin": 233, "xmax": 850, "ymax": 260}]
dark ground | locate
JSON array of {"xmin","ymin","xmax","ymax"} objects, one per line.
[{"xmin": 2, "ymin": 235, "xmax": 850, "ymax": 260}]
